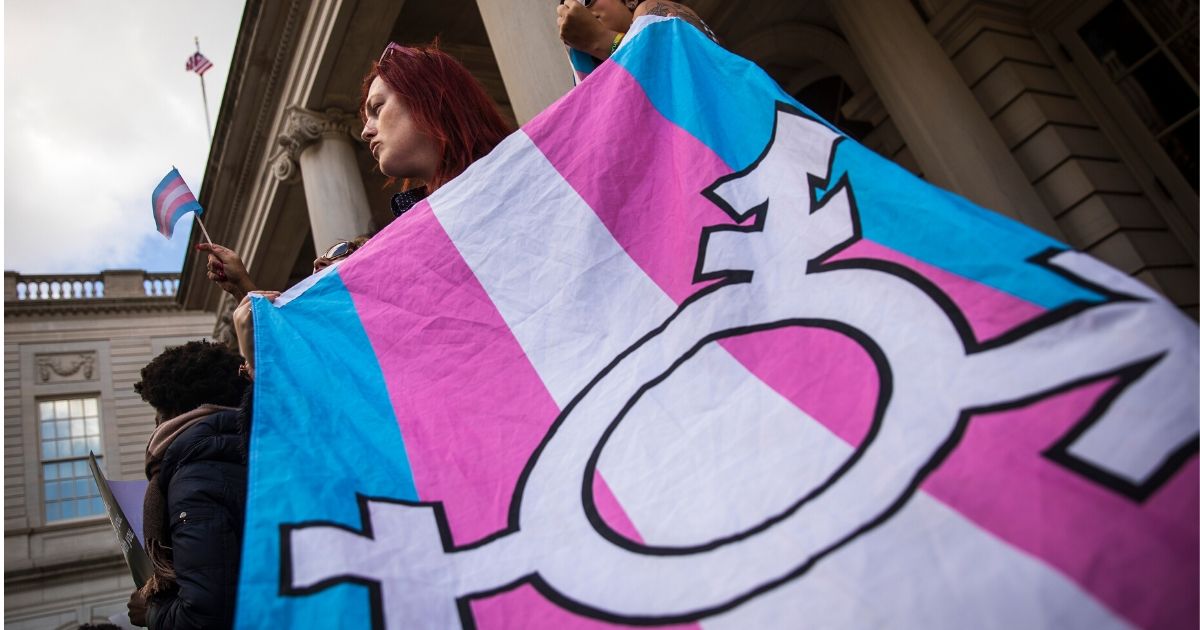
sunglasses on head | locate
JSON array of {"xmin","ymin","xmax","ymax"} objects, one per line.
[
  {"xmin": 559, "ymin": 0, "xmax": 598, "ymax": 7},
  {"xmin": 379, "ymin": 41, "xmax": 403, "ymax": 64},
  {"xmin": 322, "ymin": 240, "xmax": 360, "ymax": 261}
]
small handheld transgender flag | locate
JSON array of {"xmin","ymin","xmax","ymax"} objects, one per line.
[{"xmin": 151, "ymin": 167, "xmax": 209, "ymax": 241}]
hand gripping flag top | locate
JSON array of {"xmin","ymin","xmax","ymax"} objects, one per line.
[
  {"xmin": 150, "ymin": 168, "xmax": 203, "ymax": 239},
  {"xmin": 237, "ymin": 16, "xmax": 1198, "ymax": 630}
]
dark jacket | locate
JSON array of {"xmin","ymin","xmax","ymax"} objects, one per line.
[{"xmin": 147, "ymin": 408, "xmax": 246, "ymax": 630}]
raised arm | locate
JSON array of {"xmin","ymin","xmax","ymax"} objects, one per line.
[{"xmin": 197, "ymin": 243, "xmax": 259, "ymax": 301}]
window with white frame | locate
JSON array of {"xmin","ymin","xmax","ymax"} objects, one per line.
[
  {"xmin": 38, "ymin": 396, "xmax": 105, "ymax": 522},
  {"xmin": 1077, "ymin": 0, "xmax": 1198, "ymax": 191}
]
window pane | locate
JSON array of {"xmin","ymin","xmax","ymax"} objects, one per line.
[
  {"xmin": 39, "ymin": 397, "xmax": 106, "ymax": 522},
  {"xmin": 1081, "ymin": 2, "xmax": 1157, "ymax": 80},
  {"xmin": 1118, "ymin": 52, "xmax": 1197, "ymax": 134},
  {"xmin": 1169, "ymin": 28, "xmax": 1198, "ymax": 80},
  {"xmin": 1130, "ymin": 0, "xmax": 1196, "ymax": 41},
  {"xmin": 1160, "ymin": 114, "xmax": 1198, "ymax": 190}
]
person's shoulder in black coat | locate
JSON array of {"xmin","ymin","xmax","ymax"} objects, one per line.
[{"xmin": 148, "ymin": 408, "xmax": 246, "ymax": 630}]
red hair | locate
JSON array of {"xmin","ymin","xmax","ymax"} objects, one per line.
[{"xmin": 362, "ymin": 41, "xmax": 513, "ymax": 191}]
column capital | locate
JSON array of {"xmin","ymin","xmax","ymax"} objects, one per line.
[{"xmin": 272, "ymin": 107, "xmax": 360, "ymax": 182}]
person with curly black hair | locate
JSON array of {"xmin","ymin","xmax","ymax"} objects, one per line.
[
  {"xmin": 127, "ymin": 340, "xmax": 248, "ymax": 630},
  {"xmin": 133, "ymin": 340, "xmax": 247, "ymax": 418}
]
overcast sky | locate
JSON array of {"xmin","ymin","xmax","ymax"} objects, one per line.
[{"xmin": 5, "ymin": 0, "xmax": 245, "ymax": 275}]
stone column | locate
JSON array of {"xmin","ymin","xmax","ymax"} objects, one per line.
[
  {"xmin": 5, "ymin": 272, "xmax": 17, "ymax": 302},
  {"xmin": 827, "ymin": 0, "xmax": 1063, "ymax": 238},
  {"xmin": 476, "ymin": 0, "xmax": 574, "ymax": 125},
  {"xmin": 273, "ymin": 107, "xmax": 373, "ymax": 251}
]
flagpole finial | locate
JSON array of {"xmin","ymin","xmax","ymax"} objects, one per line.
[{"xmin": 194, "ymin": 36, "xmax": 200, "ymax": 51}]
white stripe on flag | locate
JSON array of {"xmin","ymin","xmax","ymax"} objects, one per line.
[
  {"xmin": 156, "ymin": 183, "xmax": 192, "ymax": 223},
  {"xmin": 431, "ymin": 131, "xmax": 1127, "ymax": 629},
  {"xmin": 432, "ymin": 131, "xmax": 679, "ymax": 407}
]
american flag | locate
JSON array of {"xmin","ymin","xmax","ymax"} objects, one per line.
[{"xmin": 185, "ymin": 51, "xmax": 213, "ymax": 75}]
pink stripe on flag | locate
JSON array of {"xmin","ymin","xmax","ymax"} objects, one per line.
[
  {"xmin": 525, "ymin": 62, "xmax": 733, "ymax": 303},
  {"xmin": 161, "ymin": 188, "xmax": 198, "ymax": 227},
  {"xmin": 924, "ymin": 378, "xmax": 1199, "ymax": 629},
  {"xmin": 338, "ymin": 201, "xmax": 561, "ymax": 547},
  {"xmin": 469, "ymin": 476, "xmax": 699, "ymax": 629},
  {"xmin": 525, "ymin": 55, "xmax": 1198, "ymax": 628},
  {"xmin": 470, "ymin": 584, "xmax": 699, "ymax": 630},
  {"xmin": 591, "ymin": 472, "xmax": 644, "ymax": 544},
  {"xmin": 827, "ymin": 240, "xmax": 1047, "ymax": 342},
  {"xmin": 340, "ymin": 201, "xmax": 700, "ymax": 629},
  {"xmin": 154, "ymin": 179, "xmax": 189, "ymax": 226},
  {"xmin": 719, "ymin": 326, "xmax": 877, "ymax": 447}
]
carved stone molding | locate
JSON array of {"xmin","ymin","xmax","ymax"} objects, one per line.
[
  {"xmin": 35, "ymin": 352, "xmax": 97, "ymax": 384},
  {"xmin": 5, "ymin": 298, "xmax": 184, "ymax": 318},
  {"xmin": 213, "ymin": 297, "xmax": 238, "ymax": 348},
  {"xmin": 271, "ymin": 107, "xmax": 359, "ymax": 182}
]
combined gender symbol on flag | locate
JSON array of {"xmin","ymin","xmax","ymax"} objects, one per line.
[
  {"xmin": 237, "ymin": 15, "xmax": 1198, "ymax": 630},
  {"xmin": 150, "ymin": 168, "xmax": 203, "ymax": 239},
  {"xmin": 186, "ymin": 51, "xmax": 213, "ymax": 75}
]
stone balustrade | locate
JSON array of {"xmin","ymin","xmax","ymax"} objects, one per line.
[{"xmin": 4, "ymin": 271, "xmax": 181, "ymax": 303}]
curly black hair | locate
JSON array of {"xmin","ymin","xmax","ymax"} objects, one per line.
[{"xmin": 134, "ymin": 340, "xmax": 247, "ymax": 420}]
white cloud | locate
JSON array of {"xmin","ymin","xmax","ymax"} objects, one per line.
[{"xmin": 4, "ymin": 0, "xmax": 244, "ymax": 274}]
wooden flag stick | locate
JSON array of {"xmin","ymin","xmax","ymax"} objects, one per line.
[{"xmin": 194, "ymin": 214, "xmax": 214, "ymax": 245}]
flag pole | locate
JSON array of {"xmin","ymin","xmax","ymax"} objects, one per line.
[{"xmin": 195, "ymin": 37, "xmax": 213, "ymax": 144}]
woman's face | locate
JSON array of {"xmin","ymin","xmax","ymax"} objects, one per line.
[
  {"xmin": 361, "ymin": 76, "xmax": 441, "ymax": 181},
  {"xmin": 588, "ymin": 0, "xmax": 635, "ymax": 34}
]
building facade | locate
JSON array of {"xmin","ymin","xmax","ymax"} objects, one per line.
[
  {"xmin": 178, "ymin": 0, "xmax": 1197, "ymax": 327},
  {"xmin": 4, "ymin": 271, "xmax": 216, "ymax": 629}
]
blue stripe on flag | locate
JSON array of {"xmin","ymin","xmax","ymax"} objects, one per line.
[
  {"xmin": 569, "ymin": 47, "xmax": 601, "ymax": 77},
  {"xmin": 166, "ymin": 201, "xmax": 204, "ymax": 228},
  {"xmin": 151, "ymin": 168, "xmax": 181, "ymax": 205},
  {"xmin": 236, "ymin": 271, "xmax": 418, "ymax": 629},
  {"xmin": 613, "ymin": 19, "xmax": 1105, "ymax": 309}
]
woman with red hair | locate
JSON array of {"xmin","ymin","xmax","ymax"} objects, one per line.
[
  {"xmin": 361, "ymin": 41, "xmax": 513, "ymax": 216},
  {"xmin": 200, "ymin": 43, "xmax": 513, "ymax": 378}
]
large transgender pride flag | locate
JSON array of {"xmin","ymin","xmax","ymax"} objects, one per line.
[{"xmin": 237, "ymin": 17, "xmax": 1198, "ymax": 630}]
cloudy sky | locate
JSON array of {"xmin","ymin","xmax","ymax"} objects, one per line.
[{"xmin": 5, "ymin": 0, "xmax": 245, "ymax": 275}]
